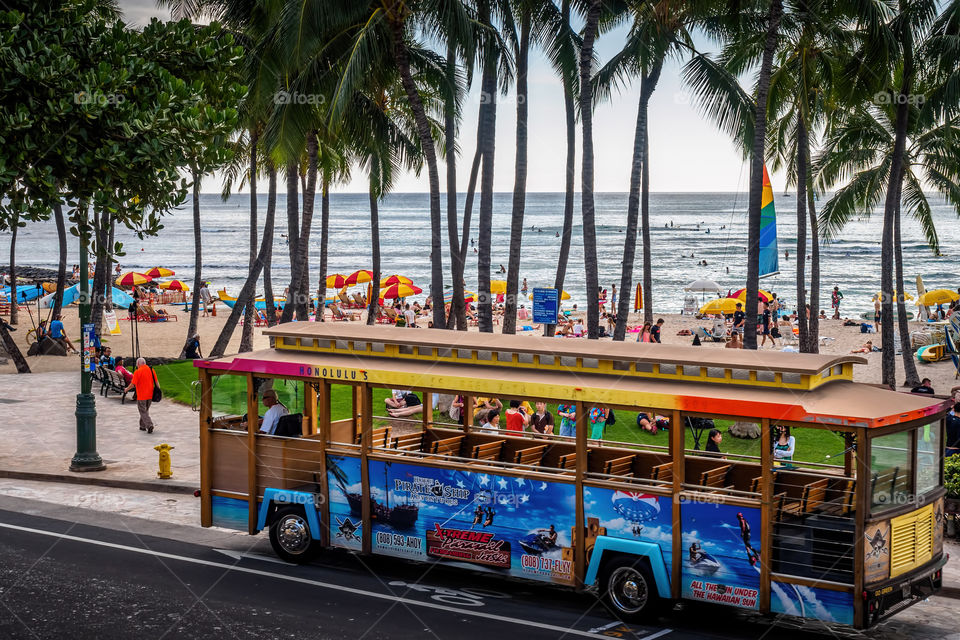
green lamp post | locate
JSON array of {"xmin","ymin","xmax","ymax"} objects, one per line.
[{"xmin": 70, "ymin": 224, "xmax": 105, "ymax": 472}]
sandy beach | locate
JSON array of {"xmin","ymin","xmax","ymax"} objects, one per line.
[{"xmin": 4, "ymin": 301, "xmax": 957, "ymax": 395}]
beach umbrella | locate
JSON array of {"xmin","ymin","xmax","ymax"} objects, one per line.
[
  {"xmin": 346, "ymin": 269, "xmax": 373, "ymax": 286},
  {"xmin": 699, "ymin": 298, "xmax": 739, "ymax": 315},
  {"xmin": 527, "ymin": 290, "xmax": 571, "ymax": 301},
  {"xmin": 116, "ymin": 271, "xmax": 152, "ymax": 287},
  {"xmin": 326, "ymin": 273, "xmax": 348, "ymax": 289},
  {"xmin": 490, "ymin": 280, "xmax": 508, "ymax": 294},
  {"xmin": 159, "ymin": 280, "xmax": 190, "ymax": 291},
  {"xmin": 917, "ymin": 289, "xmax": 959, "ymax": 306},
  {"xmin": 381, "ymin": 274, "xmax": 413, "ymax": 286},
  {"xmin": 683, "ymin": 279, "xmax": 722, "ymax": 292},
  {"xmin": 443, "ymin": 290, "xmax": 475, "ymax": 304},
  {"xmin": 731, "ymin": 288, "xmax": 772, "ymax": 303},
  {"xmin": 872, "ymin": 290, "xmax": 914, "ymax": 301},
  {"xmin": 381, "ymin": 283, "xmax": 422, "ymax": 299},
  {"xmin": 144, "ymin": 267, "xmax": 175, "ymax": 278}
]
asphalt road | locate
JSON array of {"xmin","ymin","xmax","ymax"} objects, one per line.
[{"xmin": 0, "ymin": 507, "xmax": 924, "ymax": 640}]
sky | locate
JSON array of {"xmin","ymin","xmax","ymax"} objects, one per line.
[{"xmin": 118, "ymin": 1, "xmax": 773, "ymax": 194}]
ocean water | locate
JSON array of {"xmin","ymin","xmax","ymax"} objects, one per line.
[{"xmin": 4, "ymin": 192, "xmax": 957, "ymax": 314}]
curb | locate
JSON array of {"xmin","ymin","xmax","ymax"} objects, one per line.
[{"xmin": 0, "ymin": 469, "xmax": 196, "ymax": 495}]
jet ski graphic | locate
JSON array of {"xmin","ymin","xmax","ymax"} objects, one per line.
[
  {"xmin": 687, "ymin": 542, "xmax": 721, "ymax": 574},
  {"xmin": 518, "ymin": 527, "xmax": 559, "ymax": 555}
]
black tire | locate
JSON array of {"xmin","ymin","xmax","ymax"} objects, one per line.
[
  {"xmin": 601, "ymin": 557, "xmax": 661, "ymax": 622},
  {"xmin": 268, "ymin": 507, "xmax": 319, "ymax": 563}
]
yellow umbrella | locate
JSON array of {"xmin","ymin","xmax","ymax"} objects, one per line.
[
  {"xmin": 144, "ymin": 267, "xmax": 175, "ymax": 278},
  {"xmin": 732, "ymin": 288, "xmax": 773, "ymax": 303},
  {"xmin": 490, "ymin": 280, "xmax": 507, "ymax": 294},
  {"xmin": 917, "ymin": 289, "xmax": 959, "ymax": 306},
  {"xmin": 326, "ymin": 273, "xmax": 348, "ymax": 288},
  {"xmin": 381, "ymin": 274, "xmax": 413, "ymax": 286},
  {"xmin": 872, "ymin": 290, "xmax": 914, "ymax": 301},
  {"xmin": 527, "ymin": 290, "xmax": 571, "ymax": 301},
  {"xmin": 699, "ymin": 298, "xmax": 739, "ymax": 315}
]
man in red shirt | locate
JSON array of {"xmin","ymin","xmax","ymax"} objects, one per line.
[{"xmin": 124, "ymin": 357, "xmax": 155, "ymax": 433}]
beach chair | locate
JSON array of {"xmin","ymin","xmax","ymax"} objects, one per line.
[
  {"xmin": 694, "ymin": 326, "xmax": 725, "ymax": 343},
  {"xmin": 142, "ymin": 305, "xmax": 176, "ymax": 322},
  {"xmin": 380, "ymin": 306, "xmax": 398, "ymax": 324},
  {"xmin": 352, "ymin": 292, "xmax": 366, "ymax": 307},
  {"xmin": 328, "ymin": 305, "xmax": 352, "ymax": 322},
  {"xmin": 682, "ymin": 295, "xmax": 697, "ymax": 316},
  {"xmin": 337, "ymin": 291, "xmax": 356, "ymax": 309}
]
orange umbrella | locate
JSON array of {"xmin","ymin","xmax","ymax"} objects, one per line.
[
  {"xmin": 115, "ymin": 272, "xmax": 152, "ymax": 287},
  {"xmin": 380, "ymin": 283, "xmax": 422, "ymax": 299},
  {"xmin": 159, "ymin": 280, "xmax": 189, "ymax": 291},
  {"xmin": 381, "ymin": 274, "xmax": 413, "ymax": 287},
  {"xmin": 731, "ymin": 288, "xmax": 772, "ymax": 303},
  {"xmin": 346, "ymin": 269, "xmax": 373, "ymax": 286},
  {"xmin": 326, "ymin": 273, "xmax": 348, "ymax": 289},
  {"xmin": 144, "ymin": 267, "xmax": 175, "ymax": 278}
]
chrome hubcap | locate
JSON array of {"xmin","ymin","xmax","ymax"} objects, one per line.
[
  {"xmin": 277, "ymin": 515, "xmax": 311, "ymax": 554},
  {"xmin": 610, "ymin": 567, "xmax": 649, "ymax": 614}
]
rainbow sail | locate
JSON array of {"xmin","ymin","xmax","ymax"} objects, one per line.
[{"xmin": 759, "ymin": 165, "xmax": 780, "ymax": 279}]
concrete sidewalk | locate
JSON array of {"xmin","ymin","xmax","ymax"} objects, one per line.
[{"xmin": 0, "ymin": 371, "xmax": 199, "ymax": 493}]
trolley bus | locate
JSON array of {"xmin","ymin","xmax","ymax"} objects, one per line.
[{"xmin": 194, "ymin": 324, "xmax": 950, "ymax": 629}]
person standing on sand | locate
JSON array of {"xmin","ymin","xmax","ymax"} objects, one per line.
[
  {"xmin": 874, "ymin": 297, "xmax": 881, "ymax": 332},
  {"xmin": 521, "ymin": 278, "xmax": 528, "ymax": 295},
  {"xmin": 831, "ymin": 286, "xmax": 844, "ymax": 319},
  {"xmin": 732, "ymin": 303, "xmax": 745, "ymax": 335},
  {"xmin": 760, "ymin": 302, "xmax": 776, "ymax": 348},
  {"xmin": 124, "ymin": 357, "xmax": 156, "ymax": 433},
  {"xmin": 199, "ymin": 282, "xmax": 212, "ymax": 317}
]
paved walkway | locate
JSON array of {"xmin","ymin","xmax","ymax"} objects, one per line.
[{"xmin": 0, "ymin": 371, "xmax": 199, "ymax": 492}]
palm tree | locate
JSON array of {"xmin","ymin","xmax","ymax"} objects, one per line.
[
  {"xmin": 546, "ymin": 0, "xmax": 579, "ymax": 337},
  {"xmin": 595, "ymin": 0, "xmax": 697, "ymax": 339},
  {"xmin": 686, "ymin": 0, "xmax": 784, "ymax": 350},
  {"xmin": 816, "ymin": 101, "xmax": 960, "ymax": 387},
  {"xmin": 502, "ymin": 2, "xmax": 533, "ymax": 335},
  {"xmin": 579, "ymin": 0, "xmax": 604, "ymax": 339}
]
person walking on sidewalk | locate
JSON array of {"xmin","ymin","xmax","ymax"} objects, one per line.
[{"xmin": 124, "ymin": 357, "xmax": 156, "ymax": 433}]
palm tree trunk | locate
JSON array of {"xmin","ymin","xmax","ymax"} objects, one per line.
[
  {"xmin": 264, "ymin": 163, "xmax": 278, "ymax": 327},
  {"xmin": 53, "ymin": 200, "xmax": 67, "ymax": 319},
  {"xmin": 476, "ymin": 0, "xmax": 497, "ymax": 333},
  {"xmin": 806, "ymin": 173, "xmax": 820, "ymax": 353},
  {"xmin": 105, "ymin": 218, "xmax": 115, "ymax": 313},
  {"xmin": 298, "ymin": 131, "xmax": 318, "ymax": 321},
  {"xmin": 184, "ymin": 171, "xmax": 203, "ymax": 353},
  {"xmin": 894, "ymin": 176, "xmax": 920, "ymax": 386},
  {"xmin": 90, "ymin": 210, "xmax": 109, "ymax": 334},
  {"xmin": 0, "ymin": 319, "xmax": 29, "ymax": 372},
  {"xmin": 445, "ymin": 41, "xmax": 466, "ymax": 331},
  {"xmin": 881, "ymin": 1, "xmax": 913, "ymax": 389},
  {"xmin": 368, "ymin": 170, "xmax": 382, "ymax": 326},
  {"xmin": 8, "ymin": 215, "xmax": 18, "ymax": 326},
  {"xmin": 284, "ymin": 159, "xmax": 300, "ymax": 312},
  {"xmin": 503, "ymin": 11, "xmax": 531, "ymax": 336},
  {"xmin": 744, "ymin": 0, "xmax": 783, "ymax": 350},
  {"xmin": 549, "ymin": 20, "xmax": 577, "ymax": 339},
  {"xmin": 579, "ymin": 0, "xmax": 603, "ymax": 339},
  {"xmin": 615, "ymin": 65, "xmax": 661, "ymax": 340},
  {"xmin": 795, "ymin": 116, "xmax": 810, "ymax": 352},
  {"xmin": 241, "ymin": 129, "xmax": 258, "ymax": 352},
  {"xmin": 317, "ymin": 176, "xmax": 330, "ymax": 323},
  {"xmin": 453, "ymin": 145, "xmax": 481, "ymax": 330},
  {"xmin": 391, "ymin": 16, "xmax": 445, "ymax": 329},
  {"xmin": 281, "ymin": 140, "xmax": 314, "ymax": 323},
  {"xmin": 209, "ymin": 179, "xmax": 278, "ymax": 359}
]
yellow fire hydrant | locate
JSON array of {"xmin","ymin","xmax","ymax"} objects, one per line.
[{"xmin": 154, "ymin": 443, "xmax": 175, "ymax": 479}]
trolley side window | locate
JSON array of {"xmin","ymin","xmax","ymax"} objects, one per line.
[
  {"xmin": 915, "ymin": 422, "xmax": 941, "ymax": 496},
  {"xmin": 870, "ymin": 431, "xmax": 912, "ymax": 512}
]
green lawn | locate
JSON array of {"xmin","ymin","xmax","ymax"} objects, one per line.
[{"xmin": 156, "ymin": 361, "xmax": 847, "ymax": 463}]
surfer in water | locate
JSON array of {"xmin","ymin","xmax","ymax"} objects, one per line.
[{"xmin": 737, "ymin": 512, "xmax": 760, "ymax": 565}]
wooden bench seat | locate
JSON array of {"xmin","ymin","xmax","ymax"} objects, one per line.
[
  {"xmin": 782, "ymin": 478, "xmax": 829, "ymax": 517},
  {"xmin": 513, "ymin": 444, "xmax": 547, "ymax": 466},
  {"xmin": 357, "ymin": 426, "xmax": 392, "ymax": 448},
  {"xmin": 699, "ymin": 465, "xmax": 731, "ymax": 488},
  {"xmin": 470, "ymin": 440, "xmax": 505, "ymax": 461},
  {"xmin": 430, "ymin": 435, "xmax": 465, "ymax": 456},
  {"xmin": 556, "ymin": 452, "xmax": 577, "ymax": 470},
  {"xmin": 821, "ymin": 479, "xmax": 855, "ymax": 516},
  {"xmin": 391, "ymin": 432, "xmax": 424, "ymax": 451},
  {"xmin": 651, "ymin": 462, "xmax": 673, "ymax": 483},
  {"xmin": 603, "ymin": 454, "xmax": 636, "ymax": 477}
]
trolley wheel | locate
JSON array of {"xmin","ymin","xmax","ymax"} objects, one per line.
[
  {"xmin": 268, "ymin": 507, "xmax": 319, "ymax": 563},
  {"xmin": 601, "ymin": 557, "xmax": 661, "ymax": 622}
]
